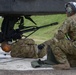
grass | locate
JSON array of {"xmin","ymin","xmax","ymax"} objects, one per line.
[
  {"xmin": 23, "ymin": 14, "xmax": 67, "ymax": 44},
  {"xmin": 0, "ymin": 14, "xmax": 67, "ymax": 44}
]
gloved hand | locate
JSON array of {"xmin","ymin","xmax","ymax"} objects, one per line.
[
  {"xmin": 38, "ymin": 44, "xmax": 45, "ymax": 50},
  {"xmin": 54, "ymin": 30, "xmax": 65, "ymax": 40}
]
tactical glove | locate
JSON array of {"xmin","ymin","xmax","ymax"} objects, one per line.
[{"xmin": 38, "ymin": 44, "xmax": 45, "ymax": 50}]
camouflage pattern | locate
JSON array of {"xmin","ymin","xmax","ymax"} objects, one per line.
[
  {"xmin": 43, "ymin": 14, "xmax": 76, "ymax": 67},
  {"xmin": 10, "ymin": 38, "xmax": 47, "ymax": 58},
  {"xmin": 38, "ymin": 45, "xmax": 47, "ymax": 58},
  {"xmin": 10, "ymin": 38, "xmax": 38, "ymax": 58}
]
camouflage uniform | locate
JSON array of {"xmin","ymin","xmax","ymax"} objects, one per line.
[
  {"xmin": 43, "ymin": 14, "xmax": 76, "ymax": 67},
  {"xmin": 10, "ymin": 38, "xmax": 46, "ymax": 58}
]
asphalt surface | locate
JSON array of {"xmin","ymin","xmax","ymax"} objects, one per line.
[
  {"xmin": 0, "ymin": 69, "xmax": 76, "ymax": 75},
  {"xmin": 0, "ymin": 47, "xmax": 76, "ymax": 75}
]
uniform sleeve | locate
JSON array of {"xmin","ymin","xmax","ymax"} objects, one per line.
[{"xmin": 54, "ymin": 18, "xmax": 71, "ymax": 40}]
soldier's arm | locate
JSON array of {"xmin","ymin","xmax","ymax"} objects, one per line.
[
  {"xmin": 42, "ymin": 18, "xmax": 71, "ymax": 45},
  {"xmin": 54, "ymin": 18, "xmax": 71, "ymax": 40}
]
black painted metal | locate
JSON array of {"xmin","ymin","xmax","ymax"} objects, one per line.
[{"xmin": 0, "ymin": 0, "xmax": 76, "ymax": 16}]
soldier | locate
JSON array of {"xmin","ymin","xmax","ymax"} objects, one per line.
[
  {"xmin": 1, "ymin": 37, "xmax": 47, "ymax": 58},
  {"xmin": 10, "ymin": 38, "xmax": 47, "ymax": 58},
  {"xmin": 38, "ymin": 2, "xmax": 76, "ymax": 70}
]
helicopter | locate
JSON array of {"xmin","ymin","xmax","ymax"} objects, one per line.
[{"xmin": 0, "ymin": 0, "xmax": 75, "ymax": 43}]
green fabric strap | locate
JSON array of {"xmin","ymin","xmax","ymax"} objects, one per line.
[{"xmin": 31, "ymin": 59, "xmax": 41, "ymax": 68}]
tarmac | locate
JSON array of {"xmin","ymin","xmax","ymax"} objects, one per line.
[{"xmin": 0, "ymin": 47, "xmax": 76, "ymax": 75}]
